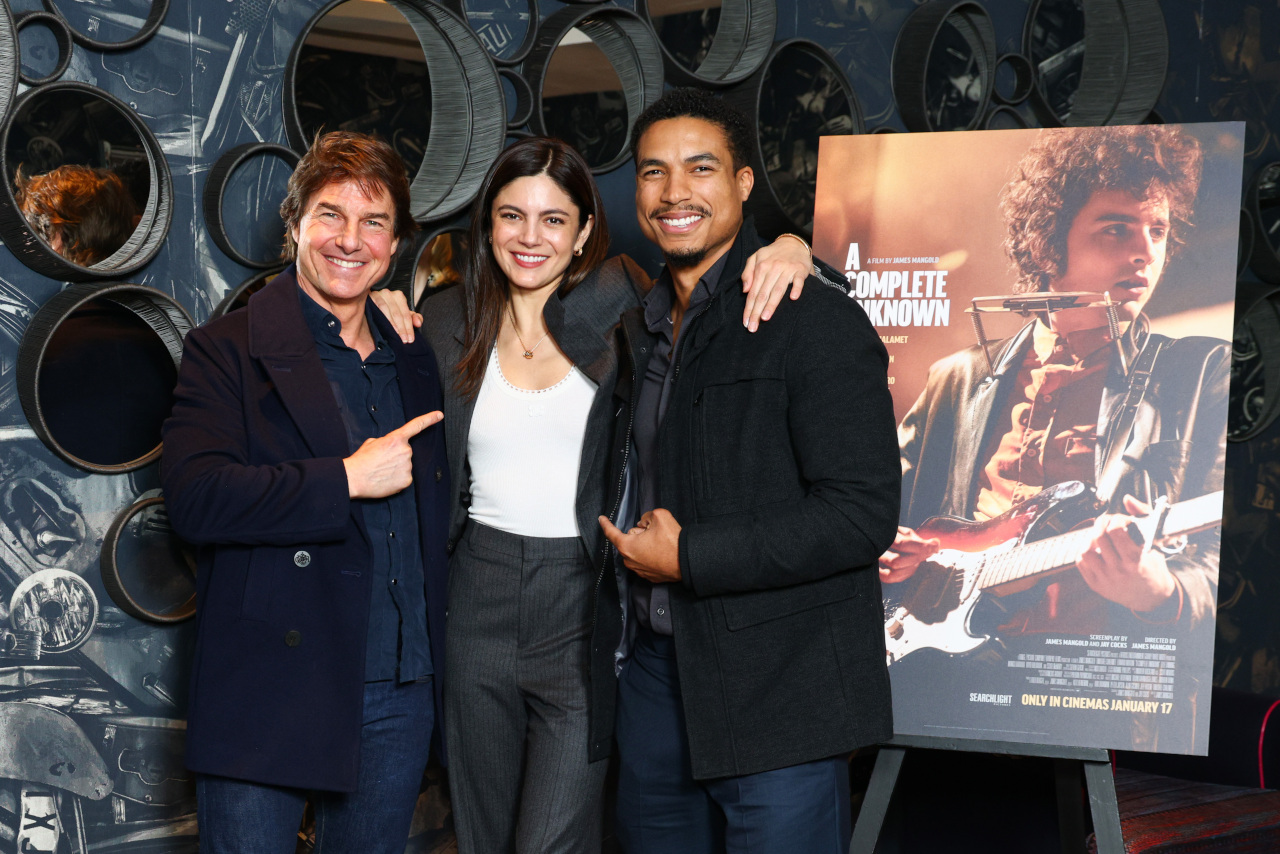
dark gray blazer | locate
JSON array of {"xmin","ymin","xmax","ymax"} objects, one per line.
[{"xmin": 419, "ymin": 256, "xmax": 650, "ymax": 758}]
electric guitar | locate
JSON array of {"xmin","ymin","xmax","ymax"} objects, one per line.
[{"xmin": 882, "ymin": 481, "xmax": 1222, "ymax": 665}]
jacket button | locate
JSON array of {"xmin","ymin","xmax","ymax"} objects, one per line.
[
  {"xmin": 446, "ymin": 539, "xmax": 456, "ymax": 555},
  {"xmin": 435, "ymin": 467, "xmax": 443, "ymax": 482},
  {"xmin": 284, "ymin": 630, "xmax": 302, "ymax": 647},
  {"xmin": 293, "ymin": 551, "xmax": 311, "ymax": 567}
]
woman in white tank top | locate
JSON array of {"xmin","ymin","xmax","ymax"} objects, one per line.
[{"xmin": 380, "ymin": 138, "xmax": 813, "ymax": 854}]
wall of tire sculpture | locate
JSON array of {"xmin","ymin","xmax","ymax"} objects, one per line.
[{"xmin": 0, "ymin": 0, "xmax": 1276, "ymax": 851}]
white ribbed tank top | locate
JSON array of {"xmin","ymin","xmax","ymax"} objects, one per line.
[{"xmin": 466, "ymin": 348, "xmax": 597, "ymax": 537}]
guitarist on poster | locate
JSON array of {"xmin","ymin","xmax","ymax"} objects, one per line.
[{"xmin": 879, "ymin": 126, "xmax": 1227, "ymax": 752}]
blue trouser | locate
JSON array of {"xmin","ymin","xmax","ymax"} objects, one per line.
[
  {"xmin": 615, "ymin": 628, "xmax": 851, "ymax": 854},
  {"xmin": 196, "ymin": 677, "xmax": 434, "ymax": 854}
]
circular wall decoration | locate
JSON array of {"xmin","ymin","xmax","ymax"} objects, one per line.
[
  {"xmin": 0, "ymin": 82, "xmax": 173, "ymax": 282},
  {"xmin": 211, "ymin": 267, "xmax": 286, "ymax": 320},
  {"xmin": 1239, "ymin": 207, "xmax": 1255, "ymax": 279},
  {"xmin": 1229, "ymin": 281, "xmax": 1280, "ymax": 443},
  {"xmin": 15, "ymin": 11, "xmax": 72, "ymax": 87},
  {"xmin": 101, "ymin": 495, "xmax": 197, "ymax": 625},
  {"xmin": 437, "ymin": 0, "xmax": 539, "ymax": 66},
  {"xmin": 1110, "ymin": 0, "xmax": 1167, "ymax": 124},
  {"xmin": 1022, "ymin": 0, "xmax": 1160, "ymax": 127},
  {"xmin": 725, "ymin": 38, "xmax": 862, "ymax": 239},
  {"xmin": 384, "ymin": 224, "xmax": 469, "ymax": 310},
  {"xmin": 17, "ymin": 283, "xmax": 193, "ymax": 473},
  {"xmin": 891, "ymin": 0, "xmax": 997, "ymax": 133},
  {"xmin": 1246, "ymin": 162, "xmax": 1280, "ymax": 285},
  {"xmin": 285, "ymin": 0, "xmax": 506, "ymax": 223},
  {"xmin": 499, "ymin": 68, "xmax": 534, "ymax": 129},
  {"xmin": 0, "ymin": 3, "xmax": 20, "ymax": 160},
  {"xmin": 637, "ymin": 0, "xmax": 776, "ymax": 88},
  {"xmin": 202, "ymin": 142, "xmax": 300, "ymax": 270},
  {"xmin": 992, "ymin": 53, "xmax": 1034, "ymax": 106},
  {"xmin": 983, "ymin": 105, "xmax": 1030, "ymax": 129},
  {"xmin": 524, "ymin": 6, "xmax": 665, "ymax": 174},
  {"xmin": 41, "ymin": 0, "xmax": 169, "ymax": 52},
  {"xmin": 10, "ymin": 568, "xmax": 98, "ymax": 653}
]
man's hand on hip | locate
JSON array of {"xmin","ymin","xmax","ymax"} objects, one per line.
[
  {"xmin": 344, "ymin": 412, "xmax": 442, "ymax": 499},
  {"xmin": 599, "ymin": 509, "xmax": 683, "ymax": 582}
]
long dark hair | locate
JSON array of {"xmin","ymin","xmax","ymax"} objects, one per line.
[{"xmin": 457, "ymin": 137, "xmax": 610, "ymax": 399}]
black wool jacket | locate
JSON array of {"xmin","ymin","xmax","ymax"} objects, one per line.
[{"xmin": 603, "ymin": 225, "xmax": 902, "ymax": 779}]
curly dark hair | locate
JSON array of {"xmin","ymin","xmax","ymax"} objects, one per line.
[
  {"xmin": 630, "ymin": 87, "xmax": 753, "ymax": 173},
  {"xmin": 1000, "ymin": 125, "xmax": 1203, "ymax": 293}
]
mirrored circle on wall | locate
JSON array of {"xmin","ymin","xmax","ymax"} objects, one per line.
[
  {"xmin": 17, "ymin": 283, "xmax": 193, "ymax": 473},
  {"xmin": 891, "ymin": 0, "xmax": 997, "ymax": 133},
  {"xmin": 539, "ymin": 28, "xmax": 628, "ymax": 169},
  {"xmin": 40, "ymin": 0, "xmax": 168, "ymax": 51},
  {"xmin": 285, "ymin": 0, "xmax": 506, "ymax": 223},
  {"xmin": 0, "ymin": 82, "xmax": 173, "ymax": 282},
  {"xmin": 203, "ymin": 143, "xmax": 299, "ymax": 269},
  {"xmin": 15, "ymin": 11, "xmax": 73, "ymax": 86},
  {"xmin": 101, "ymin": 495, "xmax": 197, "ymax": 625},
  {"xmin": 1247, "ymin": 161, "xmax": 1280, "ymax": 284},
  {"xmin": 211, "ymin": 267, "xmax": 287, "ymax": 320},
  {"xmin": 1021, "ymin": 0, "xmax": 1162, "ymax": 127},
  {"xmin": 525, "ymin": 6, "xmax": 665, "ymax": 174},
  {"xmin": 384, "ymin": 226, "xmax": 470, "ymax": 310},
  {"xmin": 0, "ymin": 1, "xmax": 18, "ymax": 122},
  {"xmin": 725, "ymin": 38, "xmax": 862, "ymax": 238},
  {"xmin": 639, "ymin": 0, "xmax": 775, "ymax": 88},
  {"xmin": 290, "ymin": 0, "xmax": 433, "ymax": 176},
  {"xmin": 441, "ymin": 0, "xmax": 537, "ymax": 65}
]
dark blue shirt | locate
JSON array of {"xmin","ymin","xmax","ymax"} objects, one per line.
[
  {"xmin": 629, "ymin": 252, "xmax": 729, "ymax": 636},
  {"xmin": 299, "ymin": 287, "xmax": 432, "ymax": 683}
]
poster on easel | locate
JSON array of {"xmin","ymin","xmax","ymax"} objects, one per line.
[{"xmin": 814, "ymin": 123, "xmax": 1243, "ymax": 755}]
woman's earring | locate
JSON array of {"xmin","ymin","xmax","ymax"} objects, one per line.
[{"xmin": 574, "ymin": 247, "xmax": 583, "ymax": 256}]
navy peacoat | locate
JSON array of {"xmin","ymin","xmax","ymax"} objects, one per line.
[{"xmin": 161, "ymin": 268, "xmax": 450, "ymax": 792}]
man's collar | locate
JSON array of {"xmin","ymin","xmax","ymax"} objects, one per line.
[
  {"xmin": 643, "ymin": 243, "xmax": 734, "ymax": 331},
  {"xmin": 296, "ymin": 284, "xmax": 388, "ymax": 355}
]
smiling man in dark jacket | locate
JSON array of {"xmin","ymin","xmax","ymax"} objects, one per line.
[
  {"xmin": 162, "ymin": 132, "xmax": 449, "ymax": 853},
  {"xmin": 599, "ymin": 88, "xmax": 900, "ymax": 853}
]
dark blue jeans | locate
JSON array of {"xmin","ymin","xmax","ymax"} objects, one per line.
[
  {"xmin": 615, "ymin": 629, "xmax": 851, "ymax": 854},
  {"xmin": 196, "ymin": 677, "xmax": 434, "ymax": 854}
]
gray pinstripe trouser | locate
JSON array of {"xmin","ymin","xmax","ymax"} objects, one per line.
[{"xmin": 445, "ymin": 521, "xmax": 607, "ymax": 854}]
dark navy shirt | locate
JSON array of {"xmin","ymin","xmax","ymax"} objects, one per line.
[
  {"xmin": 299, "ymin": 288, "xmax": 432, "ymax": 683},
  {"xmin": 629, "ymin": 252, "xmax": 729, "ymax": 636}
]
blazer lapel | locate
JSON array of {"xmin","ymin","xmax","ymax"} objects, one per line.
[{"xmin": 247, "ymin": 269, "xmax": 350, "ymax": 460}]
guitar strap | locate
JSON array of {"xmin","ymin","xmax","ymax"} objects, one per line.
[{"xmin": 1095, "ymin": 337, "xmax": 1165, "ymax": 507}]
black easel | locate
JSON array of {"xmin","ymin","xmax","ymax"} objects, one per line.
[{"xmin": 849, "ymin": 735, "xmax": 1124, "ymax": 854}]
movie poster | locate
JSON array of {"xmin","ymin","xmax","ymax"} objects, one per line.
[{"xmin": 814, "ymin": 124, "xmax": 1243, "ymax": 755}]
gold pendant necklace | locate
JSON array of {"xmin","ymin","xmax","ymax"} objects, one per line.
[{"xmin": 510, "ymin": 305, "xmax": 549, "ymax": 359}]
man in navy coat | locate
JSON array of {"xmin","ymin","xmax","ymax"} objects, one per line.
[{"xmin": 162, "ymin": 131, "xmax": 449, "ymax": 852}]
